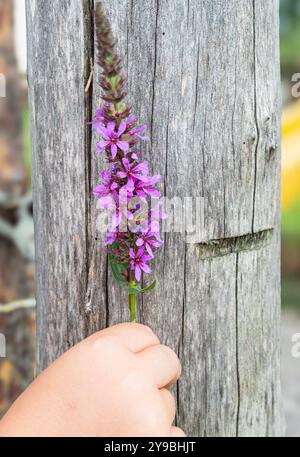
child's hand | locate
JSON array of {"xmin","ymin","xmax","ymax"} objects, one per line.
[{"xmin": 0, "ymin": 323, "xmax": 185, "ymax": 437}]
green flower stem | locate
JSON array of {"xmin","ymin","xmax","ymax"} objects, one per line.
[
  {"xmin": 129, "ymin": 290, "xmax": 136, "ymax": 322},
  {"xmin": 128, "ymin": 276, "xmax": 137, "ymax": 322}
]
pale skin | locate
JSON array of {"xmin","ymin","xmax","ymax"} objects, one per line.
[{"xmin": 0, "ymin": 323, "xmax": 185, "ymax": 437}]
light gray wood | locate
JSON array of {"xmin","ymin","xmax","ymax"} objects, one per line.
[{"xmin": 26, "ymin": 0, "xmax": 282, "ymax": 436}]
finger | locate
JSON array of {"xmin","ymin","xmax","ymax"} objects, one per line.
[
  {"xmin": 97, "ymin": 322, "xmax": 160, "ymax": 352},
  {"xmin": 169, "ymin": 426, "xmax": 186, "ymax": 437},
  {"xmin": 137, "ymin": 344, "xmax": 181, "ymax": 388},
  {"xmin": 160, "ymin": 388, "xmax": 176, "ymax": 424}
]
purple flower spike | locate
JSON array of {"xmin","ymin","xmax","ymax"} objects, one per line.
[{"xmin": 92, "ymin": 2, "xmax": 165, "ymax": 321}]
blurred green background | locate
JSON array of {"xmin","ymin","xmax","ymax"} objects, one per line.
[{"xmin": 280, "ymin": 0, "xmax": 300, "ymax": 310}]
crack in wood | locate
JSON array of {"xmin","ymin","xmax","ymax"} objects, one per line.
[
  {"xmin": 84, "ymin": 0, "xmax": 95, "ymax": 313},
  {"xmin": 150, "ymin": 0, "xmax": 159, "ymax": 142},
  {"xmin": 251, "ymin": 0, "xmax": 259, "ymax": 233},
  {"xmin": 235, "ymin": 252, "xmax": 240, "ymax": 436},
  {"xmin": 196, "ymin": 229, "xmax": 273, "ymax": 260}
]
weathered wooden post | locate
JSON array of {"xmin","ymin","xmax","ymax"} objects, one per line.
[{"xmin": 26, "ymin": 0, "xmax": 282, "ymax": 436}]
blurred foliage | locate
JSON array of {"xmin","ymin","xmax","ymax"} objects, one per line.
[
  {"xmin": 280, "ymin": 0, "xmax": 300, "ymax": 78},
  {"xmin": 281, "ymin": 101, "xmax": 300, "ymax": 211},
  {"xmin": 280, "ymin": 0, "xmax": 300, "ymax": 308},
  {"xmin": 276, "ymin": 121, "xmax": 300, "ymax": 308},
  {"xmin": 282, "ymin": 278, "xmax": 300, "ymax": 308},
  {"xmin": 0, "ymin": 309, "xmax": 35, "ymax": 418},
  {"xmin": 282, "ymin": 200, "xmax": 300, "ymax": 242},
  {"xmin": 23, "ymin": 108, "xmax": 31, "ymax": 186}
]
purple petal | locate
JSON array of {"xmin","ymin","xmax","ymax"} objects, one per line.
[
  {"xmin": 132, "ymin": 173, "xmax": 151, "ymax": 182},
  {"xmin": 101, "ymin": 170, "xmax": 110, "ymax": 182},
  {"xmin": 117, "ymin": 171, "xmax": 127, "ymax": 179},
  {"xmin": 94, "ymin": 124, "xmax": 105, "ymax": 135},
  {"xmin": 97, "ymin": 141, "xmax": 109, "ymax": 152},
  {"xmin": 150, "ymin": 221, "xmax": 160, "ymax": 232},
  {"xmin": 117, "ymin": 140, "xmax": 130, "ymax": 153},
  {"xmin": 145, "ymin": 243, "xmax": 154, "ymax": 257},
  {"xmin": 122, "ymin": 157, "xmax": 131, "ymax": 172},
  {"xmin": 110, "ymin": 182, "xmax": 119, "ymax": 190},
  {"xmin": 127, "ymin": 115, "xmax": 136, "ymax": 125},
  {"xmin": 154, "ymin": 231, "xmax": 163, "ymax": 242},
  {"xmin": 135, "ymin": 265, "xmax": 141, "ymax": 282},
  {"xmin": 132, "ymin": 125, "xmax": 147, "ymax": 135},
  {"xmin": 93, "ymin": 184, "xmax": 107, "ymax": 197},
  {"xmin": 140, "ymin": 135, "xmax": 150, "ymax": 141},
  {"xmin": 133, "ymin": 161, "xmax": 149, "ymax": 174},
  {"xmin": 95, "ymin": 108, "xmax": 104, "ymax": 117},
  {"xmin": 136, "ymin": 238, "xmax": 144, "ymax": 247},
  {"xmin": 136, "ymin": 190, "xmax": 147, "ymax": 201},
  {"xmin": 122, "ymin": 182, "xmax": 135, "ymax": 194},
  {"xmin": 99, "ymin": 196, "xmax": 115, "ymax": 209},
  {"xmin": 127, "ymin": 177, "xmax": 135, "ymax": 190},
  {"xmin": 151, "ymin": 240, "xmax": 163, "ymax": 248},
  {"xmin": 98, "ymin": 126, "xmax": 111, "ymax": 140},
  {"xmin": 107, "ymin": 121, "xmax": 116, "ymax": 133},
  {"xmin": 104, "ymin": 232, "xmax": 117, "ymax": 246},
  {"xmin": 125, "ymin": 210, "xmax": 134, "ymax": 220},
  {"xmin": 129, "ymin": 248, "xmax": 135, "ymax": 259},
  {"xmin": 112, "ymin": 190, "xmax": 119, "ymax": 205},
  {"xmin": 137, "ymin": 247, "xmax": 145, "ymax": 257},
  {"xmin": 145, "ymin": 188, "xmax": 160, "ymax": 198},
  {"xmin": 141, "ymin": 255, "xmax": 153, "ymax": 262},
  {"xmin": 110, "ymin": 213, "xmax": 119, "ymax": 230},
  {"xmin": 148, "ymin": 175, "xmax": 161, "ymax": 185},
  {"xmin": 111, "ymin": 143, "xmax": 118, "ymax": 158},
  {"xmin": 154, "ymin": 205, "xmax": 168, "ymax": 220},
  {"xmin": 117, "ymin": 121, "xmax": 127, "ymax": 137},
  {"xmin": 140, "ymin": 263, "xmax": 152, "ymax": 274}
]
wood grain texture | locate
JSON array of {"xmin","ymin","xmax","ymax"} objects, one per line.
[{"xmin": 26, "ymin": 0, "xmax": 282, "ymax": 436}]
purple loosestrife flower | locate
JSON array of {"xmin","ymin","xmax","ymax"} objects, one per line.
[
  {"xmin": 129, "ymin": 124, "xmax": 150, "ymax": 141},
  {"xmin": 92, "ymin": 3, "xmax": 165, "ymax": 321},
  {"xmin": 88, "ymin": 107, "xmax": 106, "ymax": 134},
  {"xmin": 93, "ymin": 170, "xmax": 119, "ymax": 198},
  {"xmin": 130, "ymin": 152, "xmax": 140, "ymax": 160},
  {"xmin": 135, "ymin": 175, "xmax": 161, "ymax": 200},
  {"xmin": 97, "ymin": 121, "xmax": 129, "ymax": 158},
  {"xmin": 104, "ymin": 232, "xmax": 117, "ymax": 246},
  {"xmin": 117, "ymin": 158, "xmax": 150, "ymax": 190},
  {"xmin": 129, "ymin": 247, "xmax": 152, "ymax": 282},
  {"xmin": 99, "ymin": 191, "xmax": 133, "ymax": 230},
  {"xmin": 126, "ymin": 114, "xmax": 136, "ymax": 128},
  {"xmin": 136, "ymin": 228, "xmax": 163, "ymax": 257}
]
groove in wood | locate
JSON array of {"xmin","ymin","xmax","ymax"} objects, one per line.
[{"xmin": 197, "ymin": 229, "xmax": 273, "ymax": 260}]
